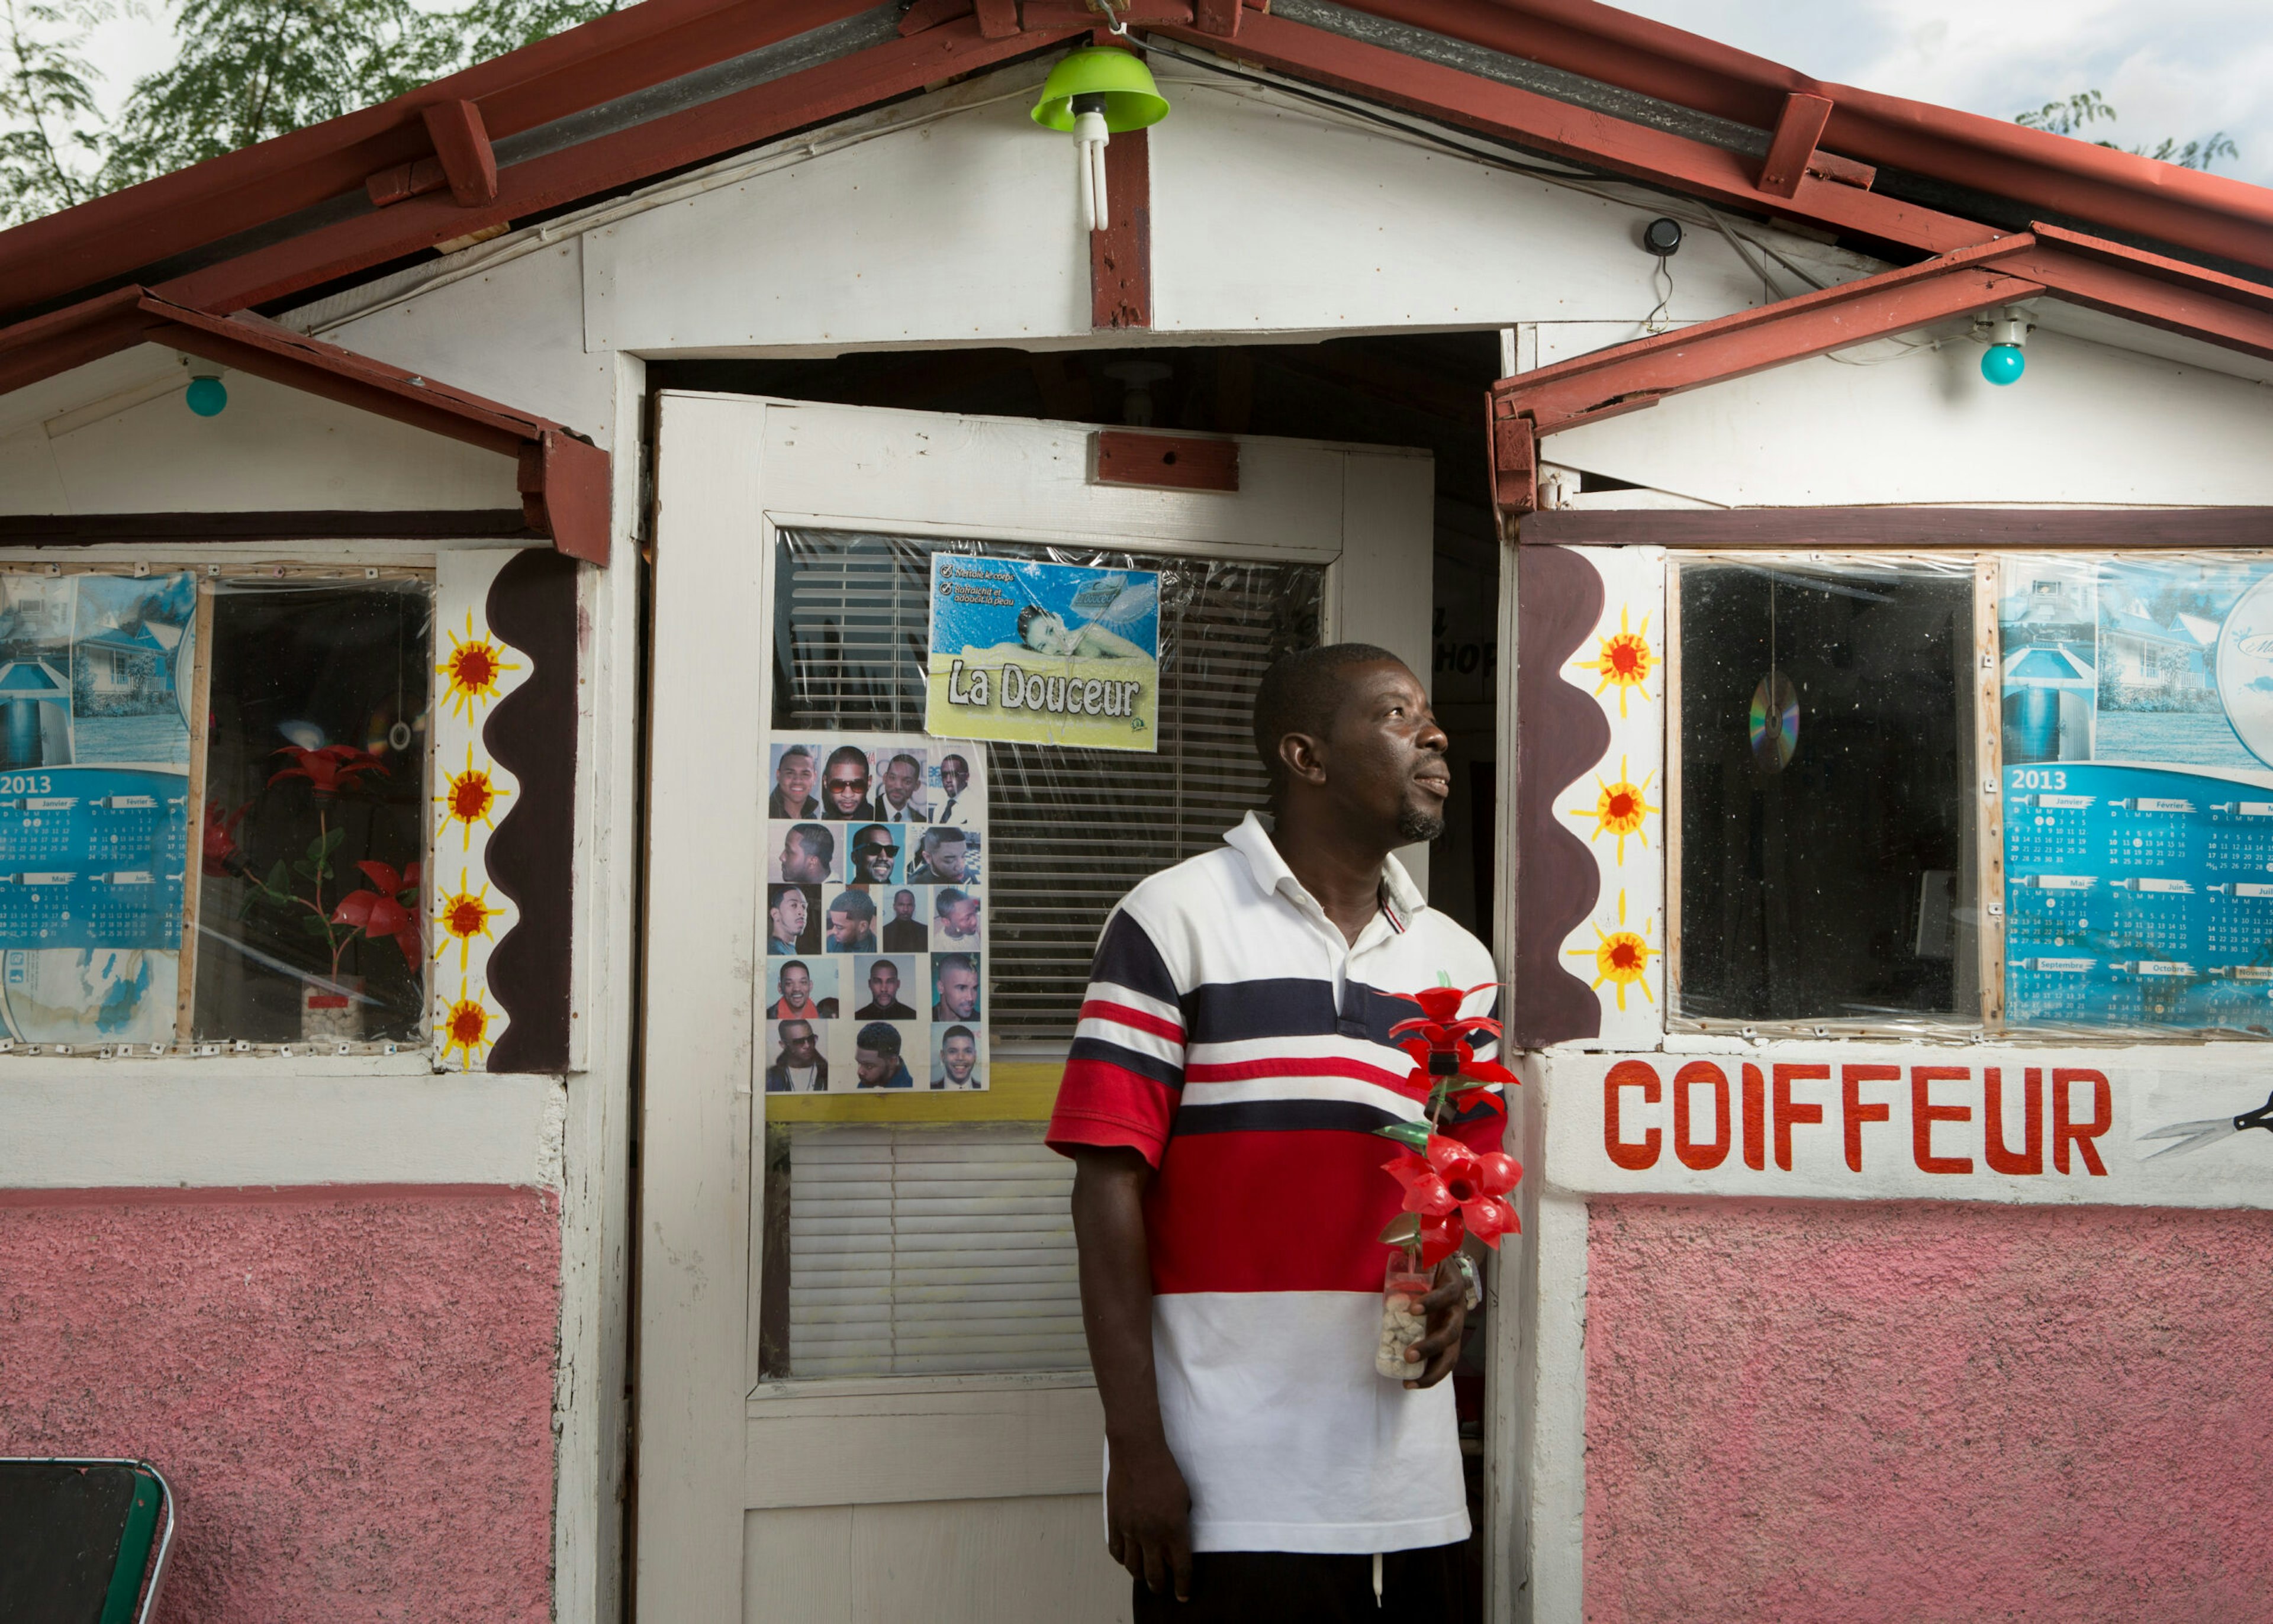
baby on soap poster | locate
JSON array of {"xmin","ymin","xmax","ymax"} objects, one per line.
[{"xmin": 926, "ymin": 554, "xmax": 1161, "ymax": 753}]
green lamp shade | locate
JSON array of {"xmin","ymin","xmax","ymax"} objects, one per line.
[{"xmin": 1031, "ymin": 47, "xmax": 1170, "ymax": 134}]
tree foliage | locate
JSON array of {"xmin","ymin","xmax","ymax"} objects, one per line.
[
  {"xmin": 2015, "ymin": 89, "xmax": 2239, "ymax": 172},
  {"xmin": 0, "ymin": 0, "xmax": 616, "ymax": 224},
  {"xmin": 0, "ymin": 0, "xmax": 110, "ymax": 218}
]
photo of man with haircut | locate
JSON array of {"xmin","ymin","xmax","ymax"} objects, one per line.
[
  {"xmin": 767, "ymin": 884, "xmax": 816, "ymax": 956},
  {"xmin": 765, "ymin": 1020, "xmax": 827, "ymax": 1093},
  {"xmin": 854, "ymin": 957, "xmax": 917, "ymax": 1020},
  {"xmin": 821, "ymin": 744, "xmax": 879, "ymax": 821},
  {"xmin": 908, "ymin": 826, "xmax": 968, "ymax": 885},
  {"xmin": 853, "ymin": 1022, "xmax": 914, "ymax": 1089},
  {"xmin": 849, "ymin": 824, "xmax": 901, "ymax": 885},
  {"xmin": 767, "ymin": 960, "xmax": 837, "ymax": 1022},
  {"xmin": 825, "ymin": 889, "xmax": 880, "ymax": 953},
  {"xmin": 933, "ymin": 752, "xmax": 976, "ymax": 826},
  {"xmin": 932, "ymin": 952, "xmax": 980, "ymax": 1022},
  {"xmin": 776, "ymin": 823, "xmax": 834, "ymax": 884},
  {"xmin": 932, "ymin": 1024, "xmax": 979, "ymax": 1090},
  {"xmin": 877, "ymin": 751, "xmax": 928, "ymax": 823},
  {"xmin": 882, "ymin": 888, "xmax": 927, "ymax": 952},
  {"xmin": 768, "ymin": 745, "xmax": 820, "ymax": 817}
]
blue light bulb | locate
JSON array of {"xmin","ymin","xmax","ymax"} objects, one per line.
[
  {"xmin": 185, "ymin": 375, "xmax": 227, "ymax": 416},
  {"xmin": 1980, "ymin": 344, "xmax": 2026, "ymax": 386}
]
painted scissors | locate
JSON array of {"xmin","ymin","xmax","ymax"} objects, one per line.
[{"xmin": 2139, "ymin": 1090, "xmax": 2273, "ymax": 1159}]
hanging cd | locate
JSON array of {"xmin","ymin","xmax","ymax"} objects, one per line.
[{"xmin": 1749, "ymin": 671, "xmax": 1798, "ymax": 772}]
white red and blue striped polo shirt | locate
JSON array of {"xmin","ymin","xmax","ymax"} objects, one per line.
[{"xmin": 1048, "ymin": 810, "xmax": 1501, "ymax": 1555}]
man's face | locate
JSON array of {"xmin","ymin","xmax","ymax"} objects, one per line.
[
  {"xmin": 945, "ymin": 897, "xmax": 979, "ymax": 935},
  {"xmin": 936, "ymin": 963, "xmax": 978, "ymax": 1019},
  {"xmin": 942, "ymin": 1032, "xmax": 977, "ymax": 1082},
  {"xmin": 868, "ymin": 961, "xmax": 900, "ymax": 1004},
  {"xmin": 775, "ymin": 752, "xmax": 814, "ymax": 806},
  {"xmin": 941, "ymin": 757, "xmax": 968, "ymax": 796},
  {"xmin": 825, "ymin": 759, "xmax": 870, "ymax": 815},
  {"xmin": 828, "ymin": 908, "xmax": 864, "ymax": 945},
  {"xmin": 781, "ymin": 834, "xmax": 828, "ymax": 883},
  {"xmin": 882, "ymin": 758, "xmax": 918, "ymax": 808},
  {"xmin": 927, "ymin": 837, "xmax": 966, "ymax": 882},
  {"xmin": 854, "ymin": 835, "xmax": 897, "ymax": 883},
  {"xmin": 893, "ymin": 890, "xmax": 916, "ymax": 920},
  {"xmin": 1310, "ymin": 660, "xmax": 1450, "ymax": 845},
  {"xmin": 780, "ymin": 1022, "xmax": 817, "ymax": 1065},
  {"xmin": 778, "ymin": 964, "xmax": 812, "ymax": 1010},
  {"xmin": 856, "ymin": 1046, "xmax": 894, "ymax": 1085},
  {"xmin": 770, "ymin": 888, "xmax": 806, "ymax": 942}
]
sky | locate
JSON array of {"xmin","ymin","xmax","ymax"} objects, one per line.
[
  {"xmin": 73, "ymin": 0, "xmax": 2273, "ymax": 190},
  {"xmin": 1619, "ymin": 0, "xmax": 2273, "ymax": 187}
]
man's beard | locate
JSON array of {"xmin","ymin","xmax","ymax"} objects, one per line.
[{"xmin": 1397, "ymin": 806, "xmax": 1447, "ymax": 843}]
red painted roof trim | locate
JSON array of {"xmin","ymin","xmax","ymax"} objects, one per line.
[
  {"xmin": 0, "ymin": 0, "xmax": 2269, "ymax": 329},
  {"xmin": 1337, "ymin": 0, "xmax": 2273, "ymax": 273},
  {"xmin": 1, "ymin": 289, "xmax": 610, "ymax": 563}
]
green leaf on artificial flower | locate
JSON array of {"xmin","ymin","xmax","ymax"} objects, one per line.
[
  {"xmin": 1371, "ymin": 1121, "xmax": 1431, "ymax": 1151},
  {"xmin": 1378, "ymin": 1211, "xmax": 1422, "ymax": 1246},
  {"xmin": 299, "ymin": 913, "xmax": 332, "ymax": 936},
  {"xmin": 266, "ymin": 860, "xmax": 290, "ymax": 894},
  {"xmin": 321, "ymin": 826, "xmax": 347, "ymax": 853},
  {"xmin": 292, "ymin": 859, "xmax": 319, "ymax": 881}
]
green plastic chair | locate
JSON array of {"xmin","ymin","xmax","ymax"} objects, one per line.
[{"xmin": 0, "ymin": 1458, "xmax": 175, "ymax": 1623}]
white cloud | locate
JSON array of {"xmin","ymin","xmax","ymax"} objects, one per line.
[{"xmin": 1620, "ymin": 0, "xmax": 2273, "ymax": 187}]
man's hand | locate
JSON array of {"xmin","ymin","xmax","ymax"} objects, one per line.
[
  {"xmin": 1401, "ymin": 1257, "xmax": 1469, "ymax": 1389},
  {"xmin": 1072, "ymin": 1146, "xmax": 1193, "ymax": 1602},
  {"xmin": 1106, "ymin": 1434, "xmax": 1193, "ymax": 1601}
]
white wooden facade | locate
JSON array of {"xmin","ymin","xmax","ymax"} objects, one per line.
[{"xmin": 5, "ymin": 46, "xmax": 2273, "ymax": 1624}]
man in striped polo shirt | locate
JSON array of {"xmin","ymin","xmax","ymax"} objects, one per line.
[{"xmin": 1050, "ymin": 643, "xmax": 1500, "ymax": 1620}]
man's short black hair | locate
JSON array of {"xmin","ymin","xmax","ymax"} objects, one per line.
[
  {"xmin": 936, "ymin": 952, "xmax": 976, "ymax": 979},
  {"xmin": 824, "ymin": 744, "xmax": 870, "ymax": 776},
  {"xmin": 786, "ymin": 823, "xmax": 833, "ymax": 863},
  {"xmin": 1251, "ymin": 642, "xmax": 1406, "ymax": 788},
  {"xmin": 857, "ymin": 1022, "xmax": 902, "ymax": 1056},
  {"xmin": 829, "ymin": 889, "xmax": 877, "ymax": 921},
  {"xmin": 921, "ymin": 826, "xmax": 965, "ymax": 854}
]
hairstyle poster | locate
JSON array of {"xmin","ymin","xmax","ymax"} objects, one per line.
[
  {"xmin": 926, "ymin": 555, "xmax": 1160, "ymax": 752},
  {"xmin": 762, "ymin": 731, "xmax": 988, "ymax": 1092}
]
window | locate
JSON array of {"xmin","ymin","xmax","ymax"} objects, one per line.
[
  {"xmin": 1675, "ymin": 556, "xmax": 1980, "ymax": 1029},
  {"xmin": 760, "ymin": 529, "xmax": 1324, "ymax": 1380},
  {"xmin": 0, "ymin": 566, "xmax": 433, "ymax": 1053},
  {"xmin": 1671, "ymin": 548, "xmax": 2273, "ymax": 1040}
]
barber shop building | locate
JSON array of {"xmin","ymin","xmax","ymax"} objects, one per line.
[{"xmin": 4, "ymin": 0, "xmax": 2272, "ymax": 1617}]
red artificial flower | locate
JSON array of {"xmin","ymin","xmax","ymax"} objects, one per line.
[
  {"xmin": 202, "ymin": 801, "xmax": 250, "ymax": 877},
  {"xmin": 334, "ymin": 859, "xmax": 423, "ymax": 968},
  {"xmin": 271, "ymin": 744, "xmax": 389, "ymax": 798},
  {"xmin": 1383, "ymin": 1133, "xmax": 1522, "ymax": 1262}
]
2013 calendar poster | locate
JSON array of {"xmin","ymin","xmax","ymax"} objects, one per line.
[
  {"xmin": 0, "ymin": 572, "xmax": 194, "ymax": 1045},
  {"xmin": 2001, "ymin": 557, "xmax": 2273, "ymax": 1031}
]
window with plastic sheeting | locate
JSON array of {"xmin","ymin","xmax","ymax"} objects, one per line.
[
  {"xmin": 771, "ymin": 528, "xmax": 1324, "ymax": 1043},
  {"xmin": 1674, "ymin": 556, "xmax": 1981, "ymax": 1030}
]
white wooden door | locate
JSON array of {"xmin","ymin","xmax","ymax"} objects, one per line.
[{"xmin": 638, "ymin": 393, "xmax": 1437, "ymax": 1623}]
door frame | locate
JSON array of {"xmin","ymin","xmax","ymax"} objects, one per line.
[{"xmin": 637, "ymin": 391, "xmax": 1440, "ymax": 1620}]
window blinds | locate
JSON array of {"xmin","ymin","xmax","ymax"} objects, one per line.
[{"xmin": 785, "ymin": 1123, "xmax": 1084, "ymax": 1378}]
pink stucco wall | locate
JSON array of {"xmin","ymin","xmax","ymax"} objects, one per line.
[
  {"xmin": 1585, "ymin": 1197, "xmax": 2273, "ymax": 1623},
  {"xmin": 0, "ymin": 1184, "xmax": 560, "ymax": 1623}
]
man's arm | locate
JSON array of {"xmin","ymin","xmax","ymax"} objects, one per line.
[{"xmin": 1070, "ymin": 1145, "xmax": 1192, "ymax": 1603}]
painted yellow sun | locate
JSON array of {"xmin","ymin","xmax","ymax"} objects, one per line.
[
  {"xmin": 437, "ymin": 613, "xmax": 520, "ymax": 721},
  {"xmin": 434, "ymin": 868, "xmax": 504, "ymax": 972},
  {"xmin": 1566, "ymin": 890, "xmax": 1657, "ymax": 1010},
  {"xmin": 435, "ymin": 743, "xmax": 510, "ymax": 851},
  {"xmin": 1567, "ymin": 755, "xmax": 1660, "ymax": 865},
  {"xmin": 1570, "ymin": 607, "xmax": 1654, "ymax": 717},
  {"xmin": 439, "ymin": 979, "xmax": 500, "ymax": 1069}
]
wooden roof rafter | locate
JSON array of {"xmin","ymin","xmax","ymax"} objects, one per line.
[{"xmin": 1, "ymin": 287, "xmax": 610, "ymax": 562}]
